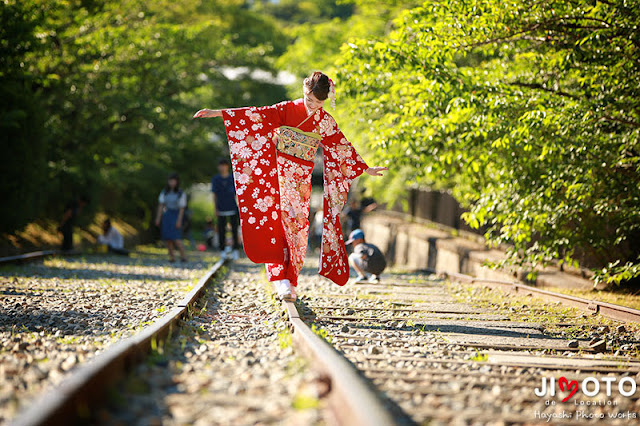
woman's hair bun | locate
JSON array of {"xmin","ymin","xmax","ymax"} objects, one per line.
[{"xmin": 304, "ymin": 71, "xmax": 330, "ymax": 101}]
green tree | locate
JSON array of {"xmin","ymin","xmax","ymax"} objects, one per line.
[
  {"xmin": 1, "ymin": 0, "xmax": 288, "ymax": 234},
  {"xmin": 250, "ymin": 0, "xmax": 354, "ymax": 25},
  {"xmin": 337, "ymin": 0, "xmax": 640, "ymax": 285},
  {"xmin": 266, "ymin": 1, "xmax": 419, "ymax": 204},
  {"xmin": 0, "ymin": 1, "xmax": 47, "ymax": 233}
]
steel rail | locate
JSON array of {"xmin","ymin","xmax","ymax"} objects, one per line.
[
  {"xmin": 10, "ymin": 258, "xmax": 227, "ymax": 426},
  {"xmin": 281, "ymin": 298, "xmax": 399, "ymax": 426},
  {"xmin": 0, "ymin": 250, "xmax": 61, "ymax": 265},
  {"xmin": 284, "ymin": 270, "xmax": 640, "ymax": 424},
  {"xmin": 444, "ymin": 271, "xmax": 640, "ymax": 323}
]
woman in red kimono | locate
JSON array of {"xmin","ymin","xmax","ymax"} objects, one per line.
[{"xmin": 194, "ymin": 72, "xmax": 386, "ymax": 300}]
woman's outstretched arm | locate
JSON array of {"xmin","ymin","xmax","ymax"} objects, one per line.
[
  {"xmin": 193, "ymin": 109, "xmax": 222, "ymax": 118},
  {"xmin": 365, "ymin": 167, "xmax": 388, "ymax": 176}
]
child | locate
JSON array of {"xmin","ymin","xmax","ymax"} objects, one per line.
[
  {"xmin": 346, "ymin": 229, "xmax": 387, "ymax": 283},
  {"xmin": 203, "ymin": 217, "xmax": 217, "ymax": 249}
]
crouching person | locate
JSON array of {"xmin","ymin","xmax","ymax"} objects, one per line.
[
  {"xmin": 346, "ymin": 229, "xmax": 386, "ymax": 283},
  {"xmin": 98, "ymin": 218, "xmax": 129, "ymax": 256}
]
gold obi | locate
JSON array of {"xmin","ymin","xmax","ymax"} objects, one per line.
[{"xmin": 274, "ymin": 126, "xmax": 321, "ymax": 162}]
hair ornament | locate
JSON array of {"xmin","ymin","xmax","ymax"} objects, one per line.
[{"xmin": 328, "ymin": 77, "xmax": 336, "ymax": 109}]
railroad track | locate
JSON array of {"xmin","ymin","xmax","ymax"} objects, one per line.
[
  {"xmin": 5, "ymin": 258, "xmax": 337, "ymax": 425},
  {"xmin": 5, "ymin": 252, "xmax": 640, "ymax": 425},
  {"xmin": 445, "ymin": 271, "xmax": 640, "ymax": 323},
  {"xmin": 2, "ymin": 249, "xmax": 225, "ymax": 425},
  {"xmin": 0, "ymin": 250, "xmax": 64, "ymax": 266},
  {"xmin": 282, "ymin": 267, "xmax": 640, "ymax": 425}
]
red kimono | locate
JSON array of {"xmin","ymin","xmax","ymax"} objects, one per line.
[{"xmin": 222, "ymin": 99, "xmax": 368, "ymax": 286}]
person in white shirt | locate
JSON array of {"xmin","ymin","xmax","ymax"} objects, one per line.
[{"xmin": 97, "ymin": 218, "xmax": 129, "ymax": 255}]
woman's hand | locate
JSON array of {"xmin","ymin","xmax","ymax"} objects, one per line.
[
  {"xmin": 365, "ymin": 167, "xmax": 388, "ymax": 177},
  {"xmin": 155, "ymin": 218, "xmax": 161, "ymax": 227},
  {"xmin": 193, "ymin": 109, "xmax": 221, "ymax": 118},
  {"xmin": 175, "ymin": 220, "xmax": 182, "ymax": 230}
]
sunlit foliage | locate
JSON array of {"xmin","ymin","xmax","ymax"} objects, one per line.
[
  {"xmin": 336, "ymin": 0, "xmax": 640, "ymax": 285},
  {"xmin": 1, "ymin": 0, "xmax": 287, "ymax": 232}
]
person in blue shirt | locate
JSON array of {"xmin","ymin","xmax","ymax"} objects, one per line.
[{"xmin": 211, "ymin": 159, "xmax": 240, "ymax": 259}]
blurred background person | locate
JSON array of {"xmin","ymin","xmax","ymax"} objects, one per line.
[
  {"xmin": 346, "ymin": 229, "xmax": 387, "ymax": 283},
  {"xmin": 97, "ymin": 218, "xmax": 129, "ymax": 255},
  {"xmin": 211, "ymin": 158, "xmax": 240, "ymax": 260},
  {"xmin": 58, "ymin": 195, "xmax": 89, "ymax": 251},
  {"xmin": 310, "ymin": 207, "xmax": 324, "ymax": 252},
  {"xmin": 344, "ymin": 198, "xmax": 377, "ymax": 235},
  {"xmin": 182, "ymin": 194, "xmax": 195, "ymax": 248},
  {"xmin": 155, "ymin": 173, "xmax": 187, "ymax": 262},
  {"xmin": 203, "ymin": 217, "xmax": 217, "ymax": 250}
]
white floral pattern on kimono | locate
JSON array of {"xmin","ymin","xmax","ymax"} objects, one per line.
[{"xmin": 265, "ymin": 157, "xmax": 313, "ymax": 283}]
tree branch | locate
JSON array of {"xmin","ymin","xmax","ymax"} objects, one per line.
[
  {"xmin": 601, "ymin": 115, "xmax": 640, "ymax": 128},
  {"xmin": 461, "ymin": 15, "xmax": 615, "ymax": 49},
  {"xmin": 510, "ymin": 81, "xmax": 579, "ymax": 100}
]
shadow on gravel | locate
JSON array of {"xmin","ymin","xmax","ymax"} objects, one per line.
[
  {"xmin": 65, "ymin": 254, "xmax": 213, "ymax": 269},
  {"xmin": 303, "ymin": 314, "xmax": 557, "ymax": 342},
  {"xmin": 0, "ymin": 254, "xmax": 214, "ymax": 283},
  {"xmin": 0, "ymin": 254, "xmax": 219, "ymax": 336},
  {"xmin": 0, "ymin": 309, "xmax": 112, "ymax": 335},
  {"xmin": 298, "ymin": 267, "xmax": 546, "ymax": 339},
  {"xmin": 293, "ymin": 297, "xmax": 317, "ymax": 323},
  {"xmin": 0, "ymin": 266, "xmax": 192, "ymax": 282}
]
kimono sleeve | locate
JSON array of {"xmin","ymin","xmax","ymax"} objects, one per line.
[
  {"xmin": 255, "ymin": 101, "xmax": 288, "ymax": 128},
  {"xmin": 318, "ymin": 113, "xmax": 369, "ymax": 285},
  {"xmin": 322, "ymin": 129, "xmax": 369, "ymax": 181},
  {"xmin": 220, "ymin": 103, "xmax": 288, "ymax": 264},
  {"xmin": 222, "ymin": 101, "xmax": 288, "ymax": 130}
]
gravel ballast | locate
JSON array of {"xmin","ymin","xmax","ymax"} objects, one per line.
[
  {"xmin": 0, "ymin": 248, "xmax": 216, "ymax": 423},
  {"xmin": 293, "ymin": 263, "xmax": 640, "ymax": 424},
  {"xmin": 95, "ymin": 260, "xmax": 327, "ymax": 425}
]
